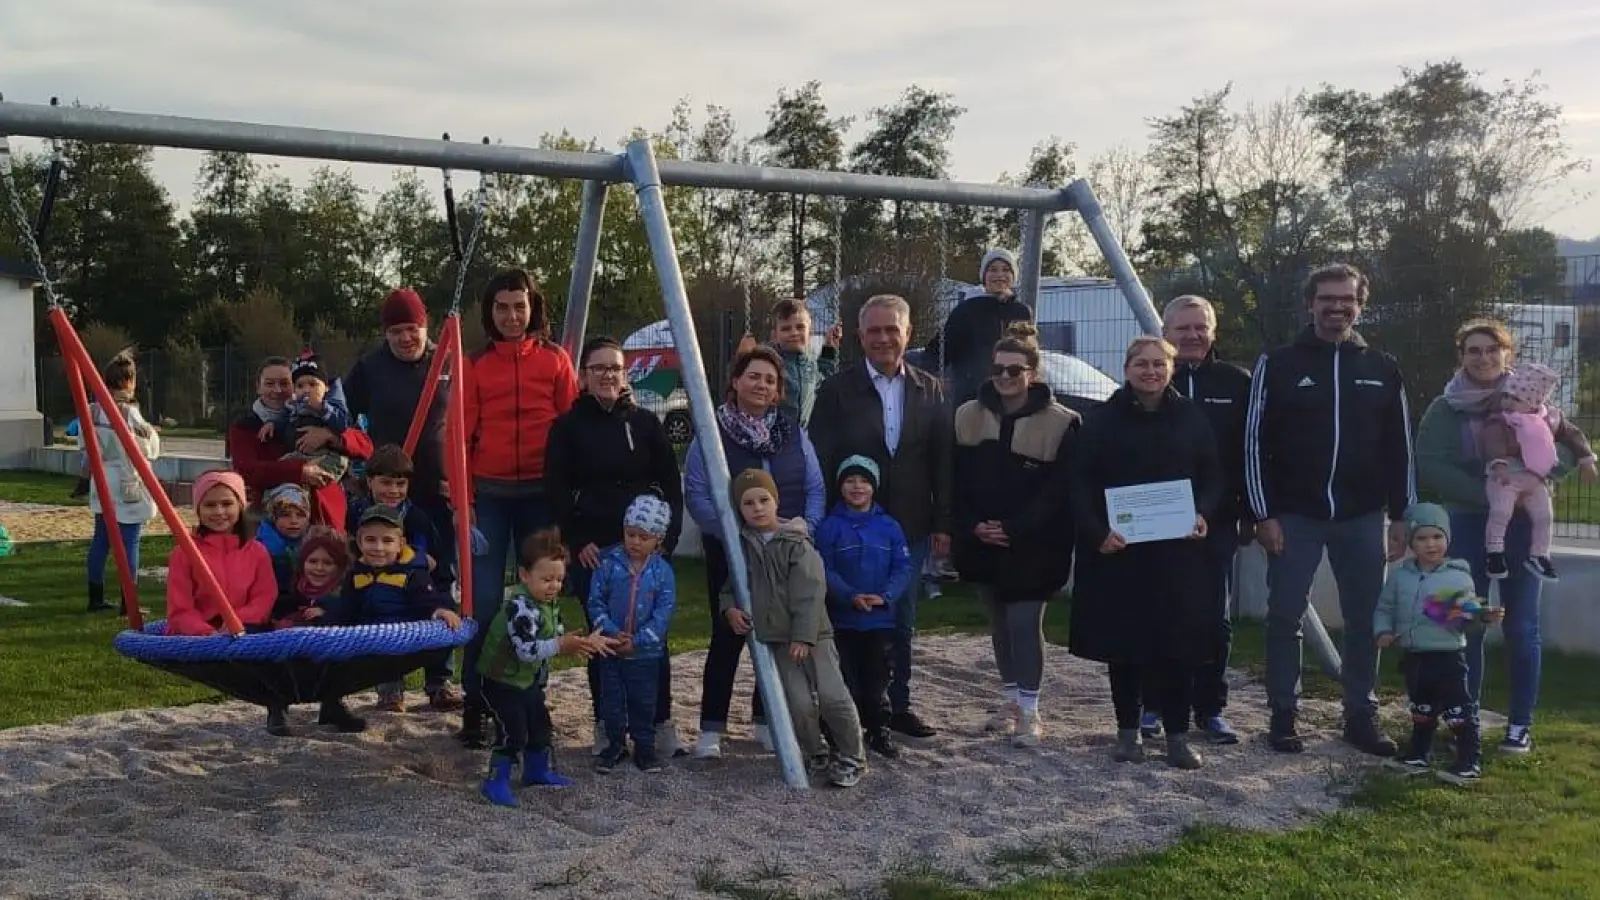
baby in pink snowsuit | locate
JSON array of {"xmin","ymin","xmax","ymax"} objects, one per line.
[{"xmin": 1477, "ymin": 362, "xmax": 1597, "ymax": 583}]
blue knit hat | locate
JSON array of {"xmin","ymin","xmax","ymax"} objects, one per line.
[
  {"xmin": 1404, "ymin": 502, "xmax": 1451, "ymax": 544},
  {"xmin": 836, "ymin": 454, "xmax": 880, "ymax": 490}
]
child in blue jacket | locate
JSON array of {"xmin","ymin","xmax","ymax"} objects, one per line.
[
  {"xmin": 587, "ymin": 492, "xmax": 677, "ymax": 774},
  {"xmin": 814, "ymin": 455, "xmax": 912, "ymax": 759}
]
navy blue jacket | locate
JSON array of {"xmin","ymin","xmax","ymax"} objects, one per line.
[{"xmin": 815, "ymin": 501, "xmax": 913, "ymax": 631}]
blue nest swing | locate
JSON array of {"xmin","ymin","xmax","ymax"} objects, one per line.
[{"xmin": 114, "ymin": 619, "xmax": 477, "ymax": 707}]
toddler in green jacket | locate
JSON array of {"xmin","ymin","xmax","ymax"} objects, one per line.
[{"xmin": 1375, "ymin": 503, "xmax": 1502, "ymax": 785}]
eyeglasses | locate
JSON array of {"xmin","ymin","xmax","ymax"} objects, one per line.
[
  {"xmin": 585, "ymin": 365, "xmax": 624, "ymax": 375},
  {"xmin": 990, "ymin": 364, "xmax": 1032, "ymax": 378}
]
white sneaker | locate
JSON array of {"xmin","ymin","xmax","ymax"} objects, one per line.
[
  {"xmin": 1013, "ymin": 709, "xmax": 1043, "ymax": 748},
  {"xmin": 985, "ymin": 702, "xmax": 1021, "ymax": 734},
  {"xmin": 693, "ymin": 731, "xmax": 723, "ymax": 760},
  {"xmin": 753, "ymin": 722, "xmax": 774, "ymax": 752},
  {"xmin": 591, "ymin": 722, "xmax": 607, "ymax": 756},
  {"xmin": 656, "ymin": 720, "xmax": 685, "ymax": 758}
]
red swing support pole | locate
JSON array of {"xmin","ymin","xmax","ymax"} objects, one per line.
[
  {"xmin": 50, "ymin": 308, "xmax": 246, "ymax": 636},
  {"xmin": 441, "ymin": 315, "xmax": 475, "ymax": 618},
  {"xmin": 401, "ymin": 320, "xmax": 450, "ymax": 459},
  {"xmin": 64, "ymin": 354, "xmax": 142, "ymax": 628}
]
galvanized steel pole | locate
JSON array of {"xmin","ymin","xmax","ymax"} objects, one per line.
[
  {"xmin": 561, "ymin": 180, "xmax": 608, "ymax": 357},
  {"xmin": 1017, "ymin": 209, "xmax": 1047, "ymax": 308},
  {"xmin": 623, "ymin": 138, "xmax": 810, "ymax": 790},
  {"xmin": 0, "ymin": 102, "xmax": 1073, "ymax": 210}
]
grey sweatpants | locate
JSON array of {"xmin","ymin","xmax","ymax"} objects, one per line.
[
  {"xmin": 984, "ymin": 591, "xmax": 1047, "ymax": 693},
  {"xmin": 773, "ymin": 636, "xmax": 865, "ymax": 767},
  {"xmin": 1264, "ymin": 512, "xmax": 1385, "ymax": 720}
]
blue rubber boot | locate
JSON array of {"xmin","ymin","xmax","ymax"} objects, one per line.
[
  {"xmin": 522, "ymin": 749, "xmax": 575, "ymax": 787},
  {"xmin": 480, "ymin": 753, "xmax": 519, "ymax": 807}
]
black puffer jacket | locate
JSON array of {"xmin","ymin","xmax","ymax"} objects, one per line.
[
  {"xmin": 544, "ymin": 391, "xmax": 684, "ymax": 556},
  {"xmin": 1174, "ymin": 350, "xmax": 1252, "ymax": 526},
  {"xmin": 950, "ymin": 382, "xmax": 1079, "ymax": 601},
  {"xmin": 931, "ymin": 294, "xmax": 1036, "ymax": 406}
]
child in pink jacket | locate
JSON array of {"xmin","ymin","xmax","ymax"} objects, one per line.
[{"xmin": 165, "ymin": 470, "xmax": 278, "ymax": 636}]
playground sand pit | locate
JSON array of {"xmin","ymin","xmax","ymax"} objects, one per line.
[
  {"xmin": 0, "ymin": 504, "xmax": 196, "ymax": 544},
  {"xmin": 0, "ymin": 635, "xmax": 1376, "ymax": 899}
]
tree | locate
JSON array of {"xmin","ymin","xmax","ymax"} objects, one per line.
[
  {"xmin": 183, "ymin": 151, "xmax": 260, "ymax": 303},
  {"xmin": 991, "ymin": 137, "xmax": 1076, "ymax": 275},
  {"xmin": 371, "ymin": 169, "xmax": 450, "ymax": 293},
  {"xmin": 1072, "ymin": 142, "xmax": 1157, "ymax": 276},
  {"xmin": 293, "ymin": 167, "xmax": 381, "ymax": 333},
  {"xmin": 849, "ymin": 86, "xmax": 966, "ymax": 253},
  {"xmin": 757, "ymin": 82, "xmax": 852, "ymax": 296}
]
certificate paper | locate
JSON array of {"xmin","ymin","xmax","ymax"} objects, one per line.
[{"xmin": 1104, "ymin": 479, "xmax": 1196, "ymax": 544}]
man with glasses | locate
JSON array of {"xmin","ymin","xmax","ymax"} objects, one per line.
[{"xmin": 1246, "ymin": 264, "xmax": 1415, "ymax": 756}]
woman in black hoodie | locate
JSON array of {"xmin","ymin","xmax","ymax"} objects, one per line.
[
  {"xmin": 1068, "ymin": 335, "xmax": 1222, "ymax": 771},
  {"xmin": 544, "ymin": 336, "xmax": 686, "ymax": 755}
]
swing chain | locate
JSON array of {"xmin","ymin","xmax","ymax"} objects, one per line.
[
  {"xmin": 936, "ymin": 202, "xmax": 949, "ymax": 378},
  {"xmin": 449, "ymin": 169, "xmax": 494, "ymax": 315},
  {"xmin": 0, "ymin": 136, "xmax": 64, "ymax": 310},
  {"xmin": 832, "ymin": 201, "xmax": 844, "ymax": 319},
  {"xmin": 741, "ymin": 276, "xmax": 754, "ymax": 336}
]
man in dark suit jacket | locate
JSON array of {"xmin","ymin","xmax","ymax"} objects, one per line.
[{"xmin": 810, "ymin": 294, "xmax": 952, "ymax": 740}]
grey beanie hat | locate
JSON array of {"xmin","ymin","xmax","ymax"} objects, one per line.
[{"xmin": 979, "ymin": 248, "xmax": 1018, "ymax": 283}]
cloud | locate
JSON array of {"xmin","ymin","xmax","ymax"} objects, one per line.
[{"xmin": 2, "ymin": 0, "xmax": 1596, "ymax": 234}]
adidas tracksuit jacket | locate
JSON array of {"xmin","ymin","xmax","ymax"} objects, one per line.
[{"xmin": 1245, "ymin": 326, "xmax": 1416, "ymax": 523}]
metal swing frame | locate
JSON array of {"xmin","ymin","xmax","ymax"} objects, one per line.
[{"xmin": 0, "ymin": 98, "xmax": 1343, "ymax": 788}]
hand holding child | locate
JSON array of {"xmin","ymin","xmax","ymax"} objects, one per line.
[
  {"xmin": 258, "ymin": 421, "xmax": 277, "ymax": 442},
  {"xmin": 1582, "ymin": 458, "xmax": 1598, "ymax": 485},
  {"xmin": 788, "ymin": 642, "xmax": 811, "ymax": 663},
  {"xmin": 1375, "ymin": 632, "xmax": 1395, "ymax": 649},
  {"xmin": 433, "ymin": 608, "xmax": 463, "ymax": 630},
  {"xmin": 725, "ymin": 608, "xmax": 752, "ymax": 635},
  {"xmin": 615, "ymin": 632, "xmax": 636, "ymax": 656}
]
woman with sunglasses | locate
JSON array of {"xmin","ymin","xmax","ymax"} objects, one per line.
[
  {"xmin": 545, "ymin": 335, "xmax": 686, "ymax": 755},
  {"xmin": 950, "ymin": 323, "xmax": 1081, "ymax": 749}
]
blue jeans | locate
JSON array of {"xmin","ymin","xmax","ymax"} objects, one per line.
[
  {"xmin": 463, "ymin": 491, "xmax": 551, "ymax": 707},
  {"xmin": 1448, "ymin": 509, "xmax": 1542, "ymax": 728},
  {"xmin": 87, "ymin": 516, "xmax": 142, "ymax": 587},
  {"xmin": 886, "ymin": 538, "xmax": 930, "ymax": 716},
  {"xmin": 600, "ymin": 656, "xmax": 660, "ymax": 755}
]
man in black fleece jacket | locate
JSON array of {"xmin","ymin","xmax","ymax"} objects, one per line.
[{"xmin": 1245, "ymin": 264, "xmax": 1415, "ymax": 758}]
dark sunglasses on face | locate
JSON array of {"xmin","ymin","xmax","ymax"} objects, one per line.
[{"xmin": 990, "ymin": 364, "xmax": 1032, "ymax": 378}]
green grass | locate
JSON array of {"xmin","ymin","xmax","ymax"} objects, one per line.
[
  {"xmin": 0, "ymin": 469, "xmax": 87, "ymax": 506},
  {"xmin": 3, "ymin": 521, "xmax": 1599, "ymax": 897}
]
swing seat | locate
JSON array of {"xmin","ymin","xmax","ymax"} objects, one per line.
[{"xmin": 113, "ymin": 619, "xmax": 478, "ymax": 707}]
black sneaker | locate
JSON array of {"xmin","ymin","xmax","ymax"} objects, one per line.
[
  {"xmin": 595, "ymin": 744, "xmax": 627, "ymax": 774},
  {"xmin": 265, "ymin": 706, "xmax": 294, "ymax": 737},
  {"xmin": 1268, "ymin": 712, "xmax": 1304, "ymax": 754},
  {"xmin": 888, "ymin": 711, "xmax": 937, "ymax": 738},
  {"xmin": 1436, "ymin": 761, "xmax": 1481, "ymax": 786},
  {"xmin": 455, "ymin": 707, "xmax": 490, "ymax": 749},
  {"xmin": 867, "ymin": 728, "xmax": 900, "ymax": 760},
  {"xmin": 1384, "ymin": 755, "xmax": 1432, "ymax": 776},
  {"xmin": 1524, "ymin": 556, "xmax": 1559, "ymax": 582},
  {"xmin": 1486, "ymin": 552, "xmax": 1509, "ymax": 580},
  {"xmin": 317, "ymin": 699, "xmax": 368, "ymax": 734},
  {"xmin": 1343, "ymin": 716, "xmax": 1398, "ymax": 757},
  {"xmin": 1500, "ymin": 724, "xmax": 1533, "ymax": 754},
  {"xmin": 634, "ymin": 749, "xmax": 662, "ymax": 773}
]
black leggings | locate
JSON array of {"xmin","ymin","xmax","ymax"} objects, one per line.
[
  {"xmin": 698, "ymin": 536, "xmax": 765, "ymax": 731},
  {"xmin": 1109, "ymin": 662, "xmax": 1193, "ymax": 736}
]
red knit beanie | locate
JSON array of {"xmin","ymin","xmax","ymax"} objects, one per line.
[{"xmin": 381, "ymin": 288, "xmax": 428, "ymax": 329}]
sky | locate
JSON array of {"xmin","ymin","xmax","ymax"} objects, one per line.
[{"xmin": 3, "ymin": 0, "xmax": 1599, "ymax": 241}]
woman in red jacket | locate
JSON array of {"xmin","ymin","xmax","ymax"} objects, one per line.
[
  {"xmin": 457, "ymin": 268, "xmax": 580, "ymax": 744},
  {"xmin": 229, "ymin": 356, "xmax": 373, "ymax": 531}
]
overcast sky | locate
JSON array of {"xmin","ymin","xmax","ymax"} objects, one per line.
[{"xmin": 4, "ymin": 0, "xmax": 1598, "ymax": 242}]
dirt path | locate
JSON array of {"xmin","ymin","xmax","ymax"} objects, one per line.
[{"xmin": 0, "ymin": 504, "xmax": 197, "ymax": 544}]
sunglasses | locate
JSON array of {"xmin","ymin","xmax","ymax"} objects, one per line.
[{"xmin": 990, "ymin": 364, "xmax": 1032, "ymax": 378}]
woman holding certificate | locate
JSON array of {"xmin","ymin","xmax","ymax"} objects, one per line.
[
  {"xmin": 1068, "ymin": 335, "xmax": 1223, "ymax": 770},
  {"xmin": 950, "ymin": 323, "xmax": 1081, "ymax": 750}
]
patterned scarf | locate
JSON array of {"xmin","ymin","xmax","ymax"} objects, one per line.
[
  {"xmin": 716, "ymin": 403, "xmax": 790, "ymax": 458},
  {"xmin": 1442, "ymin": 370, "xmax": 1504, "ymax": 416}
]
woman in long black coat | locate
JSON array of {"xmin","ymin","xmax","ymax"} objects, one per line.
[{"xmin": 1068, "ymin": 335, "xmax": 1222, "ymax": 770}]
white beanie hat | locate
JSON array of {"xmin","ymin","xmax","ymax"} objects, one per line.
[
  {"xmin": 623, "ymin": 492, "xmax": 672, "ymax": 538},
  {"xmin": 979, "ymin": 248, "xmax": 1018, "ymax": 283}
]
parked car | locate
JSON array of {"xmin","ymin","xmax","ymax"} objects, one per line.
[
  {"xmin": 905, "ymin": 347, "xmax": 1117, "ymax": 415},
  {"xmin": 633, "ymin": 388, "xmax": 694, "ymax": 445}
]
